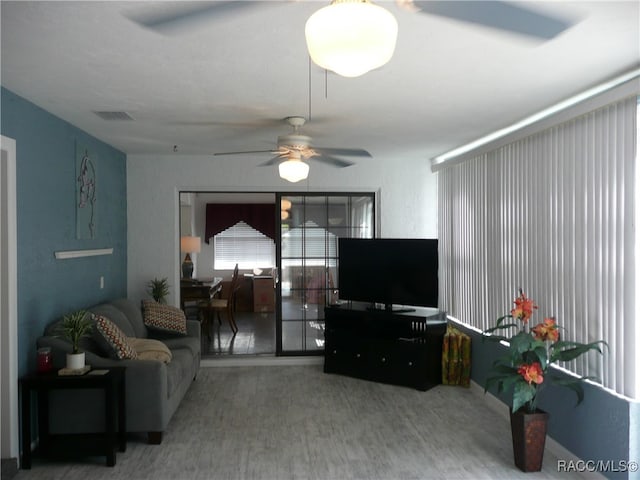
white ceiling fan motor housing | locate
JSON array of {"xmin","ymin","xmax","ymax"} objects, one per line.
[{"xmin": 277, "ymin": 134, "xmax": 312, "ymax": 150}]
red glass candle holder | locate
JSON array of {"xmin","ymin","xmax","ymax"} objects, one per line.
[{"xmin": 37, "ymin": 347, "xmax": 53, "ymax": 373}]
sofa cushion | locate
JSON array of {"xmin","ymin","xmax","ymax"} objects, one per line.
[
  {"xmin": 94, "ymin": 314, "xmax": 138, "ymax": 360},
  {"xmin": 161, "ymin": 335, "xmax": 200, "ymax": 358},
  {"xmin": 142, "ymin": 300, "xmax": 187, "ymax": 336},
  {"xmin": 128, "ymin": 337, "xmax": 172, "ymax": 363},
  {"xmin": 110, "ymin": 298, "xmax": 149, "ymax": 338}
]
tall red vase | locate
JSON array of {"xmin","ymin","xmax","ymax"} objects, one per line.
[{"xmin": 510, "ymin": 408, "xmax": 549, "ymax": 472}]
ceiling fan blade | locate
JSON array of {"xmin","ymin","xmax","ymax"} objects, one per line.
[
  {"xmin": 312, "ymin": 155, "xmax": 355, "ymax": 168},
  {"xmin": 213, "ymin": 150, "xmax": 274, "ymax": 156},
  {"xmin": 313, "ymin": 147, "xmax": 372, "ymax": 157},
  {"xmin": 412, "ymin": 1, "xmax": 572, "ymax": 40},
  {"xmin": 126, "ymin": 1, "xmax": 265, "ymax": 33}
]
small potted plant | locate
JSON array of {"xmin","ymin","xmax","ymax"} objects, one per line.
[
  {"xmin": 147, "ymin": 277, "xmax": 170, "ymax": 304},
  {"xmin": 58, "ymin": 309, "xmax": 93, "ymax": 370}
]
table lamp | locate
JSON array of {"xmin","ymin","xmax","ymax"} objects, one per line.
[{"xmin": 180, "ymin": 236, "xmax": 201, "ymax": 279}]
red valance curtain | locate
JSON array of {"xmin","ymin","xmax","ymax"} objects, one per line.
[{"xmin": 205, "ymin": 203, "xmax": 276, "ymax": 243}]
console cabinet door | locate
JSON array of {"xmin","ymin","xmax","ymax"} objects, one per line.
[
  {"xmin": 367, "ymin": 340, "xmax": 429, "ymax": 389},
  {"xmin": 324, "ymin": 335, "xmax": 368, "ymax": 378},
  {"xmin": 392, "ymin": 341, "xmax": 429, "ymax": 389}
]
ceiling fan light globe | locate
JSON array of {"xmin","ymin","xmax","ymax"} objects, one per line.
[
  {"xmin": 305, "ymin": 1, "xmax": 398, "ymax": 78},
  {"xmin": 279, "ymin": 159, "xmax": 310, "ymax": 183}
]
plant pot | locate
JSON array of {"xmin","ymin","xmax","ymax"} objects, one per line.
[
  {"xmin": 66, "ymin": 352, "xmax": 85, "ymax": 370},
  {"xmin": 510, "ymin": 408, "xmax": 549, "ymax": 472}
]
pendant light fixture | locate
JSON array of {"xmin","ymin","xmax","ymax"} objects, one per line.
[{"xmin": 305, "ymin": 0, "xmax": 398, "ymax": 78}]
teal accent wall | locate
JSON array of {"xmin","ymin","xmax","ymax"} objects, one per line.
[
  {"xmin": 1, "ymin": 87, "xmax": 127, "ymax": 377},
  {"xmin": 455, "ymin": 323, "xmax": 635, "ymax": 479}
]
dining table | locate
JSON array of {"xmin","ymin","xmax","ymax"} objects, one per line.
[{"xmin": 179, "ymin": 277, "xmax": 222, "ymax": 311}]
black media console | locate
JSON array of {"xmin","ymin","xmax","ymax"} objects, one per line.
[{"xmin": 324, "ymin": 303, "xmax": 447, "ymax": 391}]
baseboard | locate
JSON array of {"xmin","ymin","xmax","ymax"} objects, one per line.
[
  {"xmin": 469, "ymin": 381, "xmax": 605, "ymax": 479},
  {"xmin": 201, "ymin": 355, "xmax": 324, "ymax": 368}
]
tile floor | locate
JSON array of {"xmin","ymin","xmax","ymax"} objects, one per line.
[
  {"xmin": 201, "ymin": 311, "xmax": 276, "ymax": 356},
  {"xmin": 196, "ymin": 298, "xmax": 328, "ymax": 357}
]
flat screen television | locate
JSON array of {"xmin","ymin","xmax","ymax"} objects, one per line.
[{"xmin": 337, "ymin": 238, "xmax": 438, "ymax": 311}]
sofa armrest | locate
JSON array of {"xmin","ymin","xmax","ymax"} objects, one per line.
[
  {"xmin": 146, "ymin": 319, "xmax": 201, "ymax": 357},
  {"xmin": 185, "ymin": 319, "xmax": 201, "ymax": 340}
]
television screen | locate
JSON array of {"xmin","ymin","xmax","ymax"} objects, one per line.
[{"xmin": 337, "ymin": 238, "xmax": 438, "ymax": 309}]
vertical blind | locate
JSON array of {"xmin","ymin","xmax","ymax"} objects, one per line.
[{"xmin": 438, "ymin": 96, "xmax": 638, "ymax": 399}]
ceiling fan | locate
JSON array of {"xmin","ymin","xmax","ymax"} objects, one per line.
[
  {"xmin": 213, "ymin": 116, "xmax": 372, "ymax": 182},
  {"xmin": 126, "ymin": 0, "xmax": 572, "ymax": 41}
]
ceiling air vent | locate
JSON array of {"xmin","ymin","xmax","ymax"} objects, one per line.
[{"xmin": 93, "ymin": 111, "xmax": 134, "ymax": 121}]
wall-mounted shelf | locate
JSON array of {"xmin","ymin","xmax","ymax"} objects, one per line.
[{"xmin": 54, "ymin": 248, "xmax": 113, "ymax": 260}]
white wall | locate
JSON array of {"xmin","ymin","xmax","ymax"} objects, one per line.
[
  {"xmin": 126, "ymin": 153, "xmax": 438, "ymax": 306},
  {"xmin": 1, "ymin": 135, "xmax": 18, "ymax": 463}
]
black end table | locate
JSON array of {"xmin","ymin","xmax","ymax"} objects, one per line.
[{"xmin": 20, "ymin": 366, "xmax": 126, "ymax": 468}]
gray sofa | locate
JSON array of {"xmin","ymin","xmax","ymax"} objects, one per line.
[{"xmin": 36, "ymin": 298, "xmax": 200, "ymax": 444}]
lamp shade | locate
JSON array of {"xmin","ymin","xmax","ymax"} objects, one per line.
[
  {"xmin": 180, "ymin": 236, "xmax": 201, "ymax": 253},
  {"xmin": 305, "ymin": 0, "xmax": 398, "ymax": 78},
  {"xmin": 279, "ymin": 159, "xmax": 310, "ymax": 183}
]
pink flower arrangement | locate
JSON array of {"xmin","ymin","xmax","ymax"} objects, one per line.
[{"xmin": 484, "ymin": 289, "xmax": 606, "ymax": 413}]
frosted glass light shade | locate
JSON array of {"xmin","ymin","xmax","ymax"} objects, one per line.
[
  {"xmin": 279, "ymin": 160, "xmax": 310, "ymax": 183},
  {"xmin": 305, "ymin": 0, "xmax": 398, "ymax": 78},
  {"xmin": 281, "ymin": 198, "xmax": 292, "ymax": 210},
  {"xmin": 180, "ymin": 236, "xmax": 201, "ymax": 253}
]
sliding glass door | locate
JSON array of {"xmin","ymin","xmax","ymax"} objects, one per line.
[{"xmin": 276, "ymin": 193, "xmax": 375, "ymax": 355}]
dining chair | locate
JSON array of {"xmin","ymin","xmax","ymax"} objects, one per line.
[{"xmin": 199, "ymin": 264, "xmax": 240, "ymax": 336}]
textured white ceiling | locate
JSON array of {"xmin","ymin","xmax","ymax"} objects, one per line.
[{"xmin": 1, "ymin": 1, "xmax": 639, "ymax": 164}]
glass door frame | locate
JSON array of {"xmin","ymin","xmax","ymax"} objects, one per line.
[{"xmin": 275, "ymin": 192, "xmax": 376, "ymax": 356}]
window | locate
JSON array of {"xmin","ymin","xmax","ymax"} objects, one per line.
[
  {"xmin": 213, "ymin": 221, "xmax": 275, "ymax": 270},
  {"xmin": 438, "ymin": 95, "xmax": 638, "ymax": 399}
]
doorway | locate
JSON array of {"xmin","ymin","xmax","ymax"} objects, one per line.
[
  {"xmin": 180, "ymin": 192, "xmax": 277, "ymax": 357},
  {"xmin": 178, "ymin": 191, "xmax": 375, "ymax": 358}
]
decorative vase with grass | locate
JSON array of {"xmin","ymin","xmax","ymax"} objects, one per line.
[
  {"xmin": 483, "ymin": 289, "xmax": 607, "ymax": 472},
  {"xmin": 147, "ymin": 277, "xmax": 170, "ymax": 304},
  {"xmin": 58, "ymin": 309, "xmax": 93, "ymax": 370}
]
